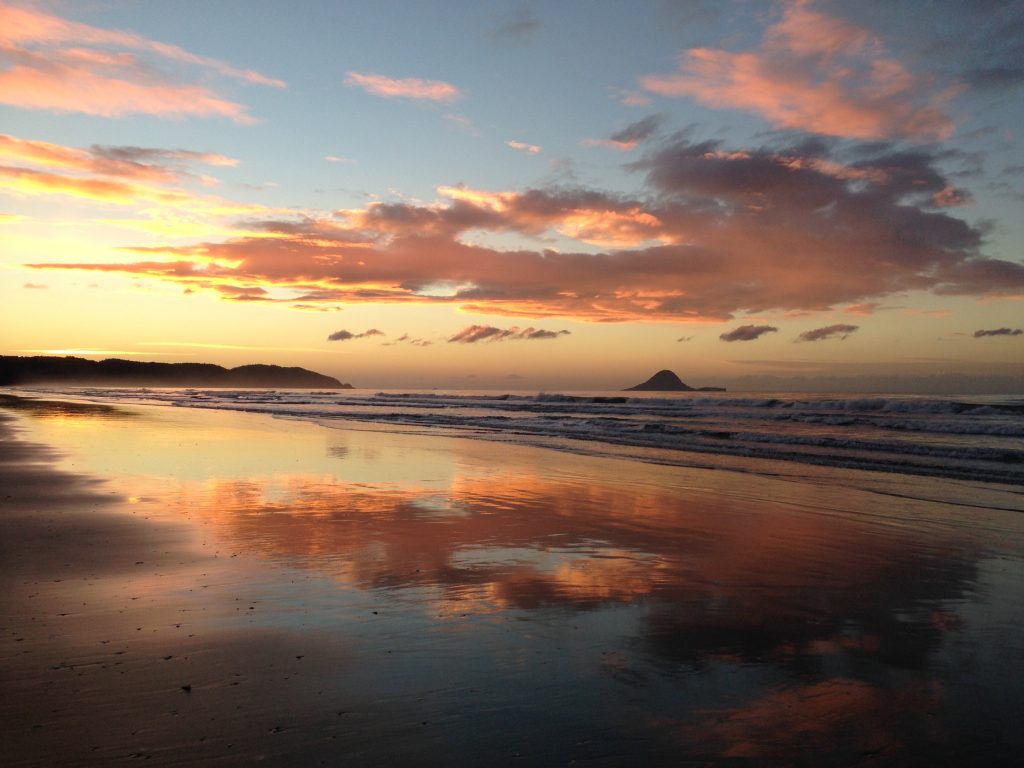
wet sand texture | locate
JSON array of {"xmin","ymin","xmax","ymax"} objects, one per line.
[{"xmin": 2, "ymin": 397, "xmax": 1023, "ymax": 766}]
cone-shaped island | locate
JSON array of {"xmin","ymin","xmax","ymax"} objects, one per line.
[{"xmin": 624, "ymin": 369, "xmax": 725, "ymax": 392}]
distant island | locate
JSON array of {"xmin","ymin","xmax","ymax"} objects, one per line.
[
  {"xmin": 0, "ymin": 356, "xmax": 351, "ymax": 389},
  {"xmin": 624, "ymin": 369, "xmax": 726, "ymax": 392}
]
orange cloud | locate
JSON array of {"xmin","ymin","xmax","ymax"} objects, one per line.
[
  {"xmin": 557, "ymin": 208, "xmax": 664, "ymax": 247},
  {"xmin": 0, "ymin": 164, "xmax": 185, "ymax": 205},
  {"xmin": 0, "ymin": 133, "xmax": 286, "ymax": 229},
  {"xmin": 639, "ymin": 0, "xmax": 956, "ymax": 141},
  {"xmin": 0, "ymin": 133, "xmax": 236, "ymax": 184},
  {"xmin": 26, "ymin": 137, "xmax": 1023, "ymax": 322},
  {"xmin": 432, "ymin": 184, "xmax": 670, "ymax": 246},
  {"xmin": 344, "ymin": 71, "xmax": 462, "ymax": 102},
  {"xmin": 0, "ymin": 5, "xmax": 281, "ymax": 121},
  {"xmin": 0, "ymin": 164, "xmax": 275, "ymax": 221}
]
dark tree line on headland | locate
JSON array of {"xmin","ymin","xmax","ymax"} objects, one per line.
[{"xmin": 0, "ymin": 356, "xmax": 350, "ymax": 389}]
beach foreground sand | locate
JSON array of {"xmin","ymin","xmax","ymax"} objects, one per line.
[{"xmin": 2, "ymin": 394, "xmax": 1023, "ymax": 766}]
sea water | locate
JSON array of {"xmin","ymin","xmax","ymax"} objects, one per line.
[{"xmin": 17, "ymin": 386, "xmax": 1024, "ymax": 487}]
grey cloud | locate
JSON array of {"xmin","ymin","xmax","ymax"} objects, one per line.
[
  {"xmin": 449, "ymin": 326, "xmax": 507, "ymax": 344},
  {"xmin": 490, "ymin": 9, "xmax": 541, "ymax": 41},
  {"xmin": 608, "ymin": 115, "xmax": 666, "ymax": 146},
  {"xmin": 973, "ymin": 328, "xmax": 1023, "ymax": 337},
  {"xmin": 720, "ymin": 325, "xmax": 778, "ymax": 342},
  {"xmin": 91, "ymin": 146, "xmax": 220, "ymax": 165},
  {"xmin": 327, "ymin": 328, "xmax": 384, "ymax": 342},
  {"xmin": 448, "ymin": 325, "xmax": 571, "ymax": 343},
  {"xmin": 965, "ymin": 66, "xmax": 1024, "ymax": 91},
  {"xmin": 833, "ymin": 1, "xmax": 1024, "ymax": 94},
  {"xmin": 524, "ymin": 329, "xmax": 571, "ymax": 339},
  {"xmin": 0, "ymin": 133, "xmax": 235, "ymax": 185},
  {"xmin": 383, "ymin": 333, "xmax": 432, "ymax": 347},
  {"xmin": 796, "ymin": 324, "xmax": 859, "ymax": 342},
  {"xmin": 83, "ymin": 144, "xmax": 233, "ymax": 183}
]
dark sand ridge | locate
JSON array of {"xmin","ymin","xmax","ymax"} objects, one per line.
[{"xmin": 2, "ymin": 394, "xmax": 1023, "ymax": 765}]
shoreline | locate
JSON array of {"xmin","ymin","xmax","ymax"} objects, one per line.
[{"xmin": 3, "ymin": 394, "xmax": 1024, "ymax": 765}]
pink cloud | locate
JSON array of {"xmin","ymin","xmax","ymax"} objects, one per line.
[
  {"xmin": 506, "ymin": 140, "xmax": 541, "ymax": 155},
  {"xmin": 0, "ymin": 5, "xmax": 281, "ymax": 121},
  {"xmin": 618, "ymin": 90, "xmax": 652, "ymax": 107},
  {"xmin": 344, "ymin": 72, "xmax": 462, "ymax": 102},
  {"xmin": 584, "ymin": 138, "xmax": 637, "ymax": 151},
  {"xmin": 639, "ymin": 0, "xmax": 956, "ymax": 141},
  {"xmin": 0, "ymin": 5, "xmax": 284, "ymax": 86},
  {"xmin": 444, "ymin": 113, "xmax": 478, "ymax": 135}
]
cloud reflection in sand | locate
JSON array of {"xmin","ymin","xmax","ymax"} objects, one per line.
[
  {"xmin": 9, "ymin": 398, "xmax": 1020, "ymax": 764},
  {"xmin": 164, "ymin": 451, "xmax": 981, "ymax": 660}
]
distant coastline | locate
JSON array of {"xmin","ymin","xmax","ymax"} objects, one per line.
[{"xmin": 0, "ymin": 355, "xmax": 350, "ymax": 389}]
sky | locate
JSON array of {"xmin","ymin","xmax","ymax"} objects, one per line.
[{"xmin": 1, "ymin": 0, "xmax": 1022, "ymax": 391}]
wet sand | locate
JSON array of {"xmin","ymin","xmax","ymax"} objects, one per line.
[{"xmin": 2, "ymin": 394, "xmax": 1024, "ymax": 766}]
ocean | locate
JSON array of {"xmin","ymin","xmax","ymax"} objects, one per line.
[{"xmin": 16, "ymin": 386, "xmax": 1024, "ymax": 488}]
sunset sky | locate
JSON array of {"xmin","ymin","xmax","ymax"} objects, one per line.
[{"xmin": 2, "ymin": 0, "xmax": 1022, "ymax": 390}]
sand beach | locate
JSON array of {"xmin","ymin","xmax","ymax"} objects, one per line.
[{"xmin": 2, "ymin": 393, "xmax": 1023, "ymax": 766}]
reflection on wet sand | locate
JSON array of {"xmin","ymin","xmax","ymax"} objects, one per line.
[
  {"xmin": 174, "ymin": 469, "xmax": 978, "ymax": 636},
  {"xmin": 3, "ymin": 395, "xmax": 1023, "ymax": 766},
  {"xmin": 0, "ymin": 392, "xmax": 137, "ymax": 421},
  {"xmin": 166, "ymin": 464, "xmax": 987, "ymax": 764},
  {"xmin": 690, "ymin": 678, "xmax": 943, "ymax": 764}
]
